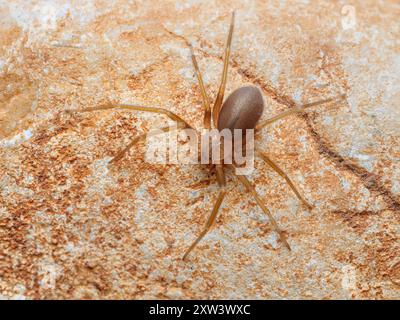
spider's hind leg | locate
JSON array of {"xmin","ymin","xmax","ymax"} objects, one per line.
[
  {"xmin": 256, "ymin": 150, "xmax": 313, "ymax": 210},
  {"xmin": 229, "ymin": 165, "xmax": 291, "ymax": 251},
  {"xmin": 183, "ymin": 165, "xmax": 227, "ymax": 261}
]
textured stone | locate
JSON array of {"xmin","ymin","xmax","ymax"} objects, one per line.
[{"xmin": 0, "ymin": 0, "xmax": 399, "ymax": 299}]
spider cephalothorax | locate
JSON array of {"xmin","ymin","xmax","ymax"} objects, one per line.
[{"xmin": 73, "ymin": 12, "xmax": 344, "ymax": 260}]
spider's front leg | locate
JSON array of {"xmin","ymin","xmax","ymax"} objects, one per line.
[
  {"xmin": 189, "ymin": 44, "xmax": 211, "ymax": 129},
  {"xmin": 212, "ymin": 11, "xmax": 235, "ymax": 126}
]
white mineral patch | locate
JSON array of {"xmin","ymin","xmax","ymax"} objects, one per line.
[
  {"xmin": 341, "ymin": 264, "xmax": 357, "ymax": 296},
  {"xmin": 0, "ymin": 129, "xmax": 33, "ymax": 148}
]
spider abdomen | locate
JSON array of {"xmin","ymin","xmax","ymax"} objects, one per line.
[{"xmin": 217, "ymin": 85, "xmax": 264, "ymax": 131}]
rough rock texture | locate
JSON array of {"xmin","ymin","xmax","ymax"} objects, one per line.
[{"xmin": 0, "ymin": 0, "xmax": 399, "ymax": 299}]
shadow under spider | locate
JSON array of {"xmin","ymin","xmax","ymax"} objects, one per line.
[{"xmin": 69, "ymin": 12, "xmax": 345, "ymax": 261}]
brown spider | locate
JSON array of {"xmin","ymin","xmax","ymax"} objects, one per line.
[{"xmin": 74, "ymin": 12, "xmax": 345, "ymax": 260}]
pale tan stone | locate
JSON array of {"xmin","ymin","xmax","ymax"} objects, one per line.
[{"xmin": 0, "ymin": 0, "xmax": 399, "ymax": 299}]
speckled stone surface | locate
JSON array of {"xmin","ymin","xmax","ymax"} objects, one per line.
[{"xmin": 0, "ymin": 0, "xmax": 399, "ymax": 299}]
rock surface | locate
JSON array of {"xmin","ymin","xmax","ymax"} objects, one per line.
[{"xmin": 0, "ymin": 0, "xmax": 399, "ymax": 299}]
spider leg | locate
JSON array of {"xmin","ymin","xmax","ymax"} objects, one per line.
[
  {"xmin": 110, "ymin": 123, "xmax": 186, "ymax": 163},
  {"xmin": 160, "ymin": 26, "xmax": 211, "ymax": 128},
  {"xmin": 183, "ymin": 165, "xmax": 227, "ymax": 261},
  {"xmin": 228, "ymin": 164, "xmax": 291, "ymax": 251},
  {"xmin": 255, "ymin": 94, "xmax": 346, "ymax": 130},
  {"xmin": 212, "ymin": 11, "xmax": 235, "ymax": 126},
  {"xmin": 256, "ymin": 150, "xmax": 312, "ymax": 210},
  {"xmin": 70, "ymin": 104, "xmax": 194, "ymax": 163},
  {"xmin": 69, "ymin": 104, "xmax": 191, "ymax": 128},
  {"xmin": 189, "ymin": 44, "xmax": 211, "ymax": 128}
]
